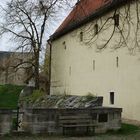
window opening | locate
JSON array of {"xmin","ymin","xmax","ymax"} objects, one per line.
[
  {"xmin": 93, "ymin": 60, "xmax": 95, "ymax": 71},
  {"xmin": 114, "ymin": 14, "xmax": 119, "ymax": 27},
  {"xmin": 94, "ymin": 24, "xmax": 99, "ymax": 35},
  {"xmin": 116, "ymin": 56, "xmax": 119, "ymax": 68},
  {"xmin": 69, "ymin": 66, "xmax": 71, "ymax": 76},
  {"xmin": 110, "ymin": 92, "xmax": 114, "ymax": 104},
  {"xmin": 80, "ymin": 32, "xmax": 83, "ymax": 41},
  {"xmin": 98, "ymin": 113, "xmax": 108, "ymax": 122},
  {"xmin": 63, "ymin": 41, "xmax": 66, "ymax": 49}
]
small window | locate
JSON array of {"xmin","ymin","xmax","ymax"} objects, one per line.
[
  {"xmin": 114, "ymin": 14, "xmax": 119, "ymax": 27},
  {"xmin": 80, "ymin": 32, "xmax": 83, "ymax": 41},
  {"xmin": 110, "ymin": 92, "xmax": 114, "ymax": 104},
  {"xmin": 116, "ymin": 56, "xmax": 119, "ymax": 68},
  {"xmin": 93, "ymin": 60, "xmax": 95, "ymax": 71},
  {"xmin": 94, "ymin": 24, "xmax": 99, "ymax": 35},
  {"xmin": 69, "ymin": 66, "xmax": 71, "ymax": 76},
  {"xmin": 63, "ymin": 41, "xmax": 66, "ymax": 49},
  {"xmin": 98, "ymin": 113, "xmax": 108, "ymax": 123}
]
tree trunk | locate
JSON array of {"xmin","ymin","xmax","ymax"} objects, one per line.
[
  {"xmin": 5, "ymin": 68, "xmax": 8, "ymax": 84},
  {"xmin": 34, "ymin": 52, "xmax": 40, "ymax": 89}
]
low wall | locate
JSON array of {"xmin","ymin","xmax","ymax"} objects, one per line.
[
  {"xmin": 0, "ymin": 109, "xmax": 13, "ymax": 135},
  {"xmin": 0, "ymin": 107, "xmax": 122, "ymax": 135},
  {"xmin": 22, "ymin": 107, "xmax": 122, "ymax": 135}
]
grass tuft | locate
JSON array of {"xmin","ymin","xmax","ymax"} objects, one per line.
[{"xmin": 107, "ymin": 123, "xmax": 140, "ymax": 135}]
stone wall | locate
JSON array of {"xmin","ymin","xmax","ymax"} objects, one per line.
[
  {"xmin": 22, "ymin": 107, "xmax": 122, "ymax": 135},
  {"xmin": 0, "ymin": 107, "xmax": 122, "ymax": 136},
  {"xmin": 0, "ymin": 51, "xmax": 33, "ymax": 85},
  {"xmin": 0, "ymin": 109, "xmax": 13, "ymax": 135}
]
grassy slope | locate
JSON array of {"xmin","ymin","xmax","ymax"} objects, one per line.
[{"xmin": 0, "ymin": 84, "xmax": 24, "ymax": 109}]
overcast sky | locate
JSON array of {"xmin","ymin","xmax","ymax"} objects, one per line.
[
  {"xmin": 0, "ymin": 0, "xmax": 77, "ymax": 52},
  {"xmin": 0, "ymin": 1, "xmax": 10, "ymax": 51}
]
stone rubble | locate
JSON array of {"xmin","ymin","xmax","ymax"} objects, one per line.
[{"xmin": 21, "ymin": 94, "xmax": 103, "ymax": 108}]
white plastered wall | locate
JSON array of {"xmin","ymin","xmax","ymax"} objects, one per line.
[{"xmin": 51, "ymin": 2, "xmax": 140, "ymax": 121}]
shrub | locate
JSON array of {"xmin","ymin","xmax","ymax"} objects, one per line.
[
  {"xmin": 25, "ymin": 90, "xmax": 45, "ymax": 103},
  {"xmin": 85, "ymin": 92, "xmax": 96, "ymax": 101}
]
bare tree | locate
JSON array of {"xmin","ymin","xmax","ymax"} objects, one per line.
[{"xmin": 0, "ymin": 0, "xmax": 72, "ymax": 89}]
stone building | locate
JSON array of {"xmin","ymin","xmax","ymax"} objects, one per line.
[
  {"xmin": 49, "ymin": 0, "xmax": 140, "ymax": 121},
  {"xmin": 0, "ymin": 51, "xmax": 33, "ymax": 86}
]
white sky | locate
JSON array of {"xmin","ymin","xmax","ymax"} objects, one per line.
[
  {"xmin": 0, "ymin": 0, "xmax": 77, "ymax": 52},
  {"xmin": 0, "ymin": 0, "xmax": 10, "ymax": 51}
]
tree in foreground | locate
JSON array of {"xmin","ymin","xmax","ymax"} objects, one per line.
[{"xmin": 0, "ymin": 0, "xmax": 74, "ymax": 89}]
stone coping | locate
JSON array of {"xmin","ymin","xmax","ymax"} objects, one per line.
[
  {"xmin": 0, "ymin": 109, "xmax": 23, "ymax": 114},
  {"xmin": 0, "ymin": 109, "xmax": 13, "ymax": 114},
  {"xmin": 24, "ymin": 107, "xmax": 122, "ymax": 113}
]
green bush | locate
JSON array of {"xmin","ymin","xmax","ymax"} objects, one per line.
[{"xmin": 25, "ymin": 89, "xmax": 45, "ymax": 103}]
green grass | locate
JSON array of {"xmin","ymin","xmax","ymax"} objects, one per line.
[
  {"xmin": 107, "ymin": 123, "xmax": 140, "ymax": 135},
  {"xmin": 0, "ymin": 84, "xmax": 24, "ymax": 109}
]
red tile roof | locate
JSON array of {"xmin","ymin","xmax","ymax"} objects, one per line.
[
  {"xmin": 50, "ymin": 0, "xmax": 129, "ymax": 41},
  {"xmin": 55, "ymin": 0, "xmax": 112, "ymax": 33}
]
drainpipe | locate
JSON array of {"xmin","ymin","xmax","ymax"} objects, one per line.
[{"xmin": 48, "ymin": 40, "xmax": 52, "ymax": 95}]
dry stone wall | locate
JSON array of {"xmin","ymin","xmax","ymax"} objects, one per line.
[
  {"xmin": 22, "ymin": 107, "xmax": 122, "ymax": 135},
  {"xmin": 0, "ymin": 109, "xmax": 13, "ymax": 135}
]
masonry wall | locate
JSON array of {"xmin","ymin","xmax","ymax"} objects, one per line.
[
  {"xmin": 0, "ymin": 110, "xmax": 13, "ymax": 135},
  {"xmin": 51, "ymin": 2, "xmax": 140, "ymax": 121},
  {"xmin": 0, "ymin": 52, "xmax": 33, "ymax": 86},
  {"xmin": 22, "ymin": 108, "xmax": 122, "ymax": 135}
]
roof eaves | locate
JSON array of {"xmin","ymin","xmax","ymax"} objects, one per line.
[{"xmin": 50, "ymin": 0, "xmax": 129, "ymax": 41}]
